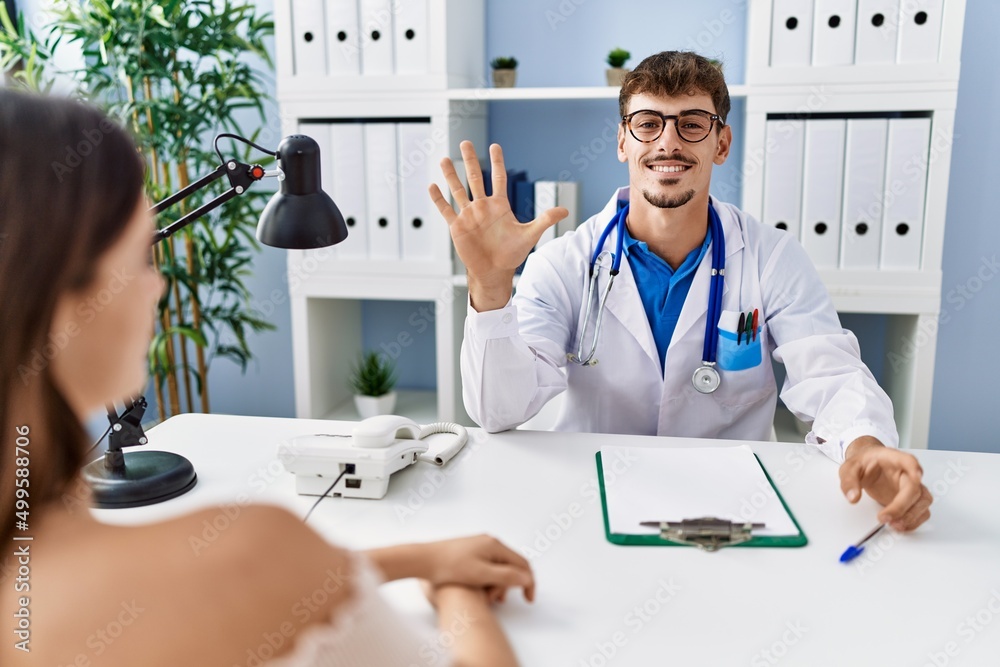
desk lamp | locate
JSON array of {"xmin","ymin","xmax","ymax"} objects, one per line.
[{"xmin": 83, "ymin": 133, "xmax": 348, "ymax": 508}]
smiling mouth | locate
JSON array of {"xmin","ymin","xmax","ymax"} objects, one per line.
[{"xmin": 647, "ymin": 164, "xmax": 691, "ymax": 174}]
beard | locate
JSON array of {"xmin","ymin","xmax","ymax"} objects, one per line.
[{"xmin": 641, "ymin": 186, "xmax": 696, "ymax": 209}]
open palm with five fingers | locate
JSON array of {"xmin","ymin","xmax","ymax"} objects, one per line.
[{"xmin": 428, "ymin": 141, "xmax": 568, "ymax": 311}]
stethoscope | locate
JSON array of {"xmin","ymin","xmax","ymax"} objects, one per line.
[{"xmin": 567, "ymin": 202, "xmax": 727, "ymax": 394}]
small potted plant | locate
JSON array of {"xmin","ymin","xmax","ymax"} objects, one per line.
[
  {"xmin": 606, "ymin": 47, "xmax": 631, "ymax": 86},
  {"xmin": 491, "ymin": 56, "xmax": 518, "ymax": 88},
  {"xmin": 349, "ymin": 351, "xmax": 398, "ymax": 419}
]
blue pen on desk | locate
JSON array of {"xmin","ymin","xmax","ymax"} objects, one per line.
[{"xmin": 839, "ymin": 524, "xmax": 886, "ymax": 563}]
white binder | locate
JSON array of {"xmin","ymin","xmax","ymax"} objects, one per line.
[
  {"xmin": 762, "ymin": 119, "xmax": 805, "ymax": 238},
  {"xmin": 840, "ymin": 119, "xmax": 888, "ymax": 269},
  {"xmin": 329, "ymin": 123, "xmax": 368, "ymax": 260},
  {"xmin": 801, "ymin": 119, "xmax": 846, "ymax": 269},
  {"xmin": 556, "ymin": 182, "xmax": 580, "ymax": 237},
  {"xmin": 297, "ymin": 122, "xmax": 337, "ymax": 256},
  {"xmin": 290, "ymin": 0, "xmax": 327, "ymax": 76},
  {"xmin": 897, "ymin": 0, "xmax": 944, "ymax": 64},
  {"xmin": 534, "ymin": 181, "xmax": 558, "ymax": 248},
  {"xmin": 364, "ymin": 123, "xmax": 401, "ymax": 260},
  {"xmin": 770, "ymin": 0, "xmax": 814, "ymax": 67},
  {"xmin": 855, "ymin": 0, "xmax": 901, "ymax": 64},
  {"xmin": 393, "ymin": 0, "xmax": 429, "ymax": 75},
  {"xmin": 360, "ymin": 0, "xmax": 394, "ymax": 75},
  {"xmin": 812, "ymin": 0, "xmax": 858, "ymax": 66},
  {"xmin": 326, "ymin": 0, "xmax": 361, "ymax": 75},
  {"xmin": 397, "ymin": 122, "xmax": 434, "ymax": 261},
  {"xmin": 880, "ymin": 118, "xmax": 930, "ymax": 270}
]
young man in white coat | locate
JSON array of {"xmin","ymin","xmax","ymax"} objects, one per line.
[{"xmin": 428, "ymin": 51, "xmax": 932, "ymax": 532}]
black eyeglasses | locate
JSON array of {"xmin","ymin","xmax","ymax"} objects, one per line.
[{"xmin": 622, "ymin": 109, "xmax": 721, "ymax": 144}]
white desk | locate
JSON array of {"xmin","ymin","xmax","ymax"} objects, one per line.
[{"xmin": 94, "ymin": 414, "xmax": 1000, "ymax": 666}]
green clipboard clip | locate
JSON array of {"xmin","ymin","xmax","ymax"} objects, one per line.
[{"xmin": 639, "ymin": 518, "xmax": 765, "ymax": 552}]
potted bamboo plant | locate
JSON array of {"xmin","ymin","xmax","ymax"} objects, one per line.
[
  {"xmin": 349, "ymin": 351, "xmax": 398, "ymax": 419},
  {"xmin": 606, "ymin": 47, "xmax": 631, "ymax": 86},
  {"xmin": 1, "ymin": 0, "xmax": 277, "ymax": 421},
  {"xmin": 491, "ymin": 56, "xmax": 518, "ymax": 88}
]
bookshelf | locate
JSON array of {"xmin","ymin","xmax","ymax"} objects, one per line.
[{"xmin": 739, "ymin": 0, "xmax": 965, "ymax": 448}]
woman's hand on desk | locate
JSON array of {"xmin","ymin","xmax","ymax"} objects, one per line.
[
  {"xmin": 423, "ymin": 534, "xmax": 535, "ymax": 603},
  {"xmin": 365, "ymin": 534, "xmax": 535, "ymax": 603},
  {"xmin": 841, "ymin": 437, "xmax": 934, "ymax": 531}
]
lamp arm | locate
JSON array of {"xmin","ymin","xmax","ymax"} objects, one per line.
[
  {"xmin": 152, "ymin": 186, "xmax": 241, "ymax": 243},
  {"xmin": 150, "ymin": 163, "xmax": 227, "ymax": 216},
  {"xmin": 150, "ymin": 159, "xmax": 267, "ymax": 244}
]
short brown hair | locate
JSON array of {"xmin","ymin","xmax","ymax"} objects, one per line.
[{"xmin": 619, "ymin": 51, "xmax": 730, "ymax": 126}]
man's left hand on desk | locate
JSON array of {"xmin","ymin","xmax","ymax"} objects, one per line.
[{"xmin": 840, "ymin": 436, "xmax": 934, "ymax": 531}]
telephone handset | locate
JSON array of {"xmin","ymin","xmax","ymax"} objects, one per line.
[
  {"xmin": 351, "ymin": 415, "xmax": 423, "ymax": 448},
  {"xmin": 278, "ymin": 415, "xmax": 468, "ymax": 500}
]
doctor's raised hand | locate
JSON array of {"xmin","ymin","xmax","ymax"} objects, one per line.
[
  {"xmin": 841, "ymin": 436, "xmax": 933, "ymax": 531},
  {"xmin": 429, "ymin": 141, "xmax": 568, "ymax": 312}
]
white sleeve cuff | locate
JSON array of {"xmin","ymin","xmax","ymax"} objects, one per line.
[
  {"xmin": 806, "ymin": 421, "xmax": 899, "ymax": 464},
  {"xmin": 466, "ymin": 295, "xmax": 519, "ymax": 340}
]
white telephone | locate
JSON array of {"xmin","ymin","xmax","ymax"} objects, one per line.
[{"xmin": 277, "ymin": 415, "xmax": 468, "ymax": 500}]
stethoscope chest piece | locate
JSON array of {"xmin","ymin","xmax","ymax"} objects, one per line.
[{"xmin": 692, "ymin": 364, "xmax": 721, "ymax": 394}]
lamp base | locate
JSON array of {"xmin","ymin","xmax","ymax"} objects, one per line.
[{"xmin": 83, "ymin": 451, "xmax": 197, "ymax": 509}]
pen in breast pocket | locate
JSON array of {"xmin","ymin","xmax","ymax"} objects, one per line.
[
  {"xmin": 737, "ymin": 311, "xmax": 746, "ymax": 345},
  {"xmin": 752, "ymin": 309, "xmax": 759, "ymax": 341}
]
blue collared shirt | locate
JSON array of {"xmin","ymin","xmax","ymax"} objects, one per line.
[{"xmin": 622, "ymin": 219, "xmax": 712, "ymax": 374}]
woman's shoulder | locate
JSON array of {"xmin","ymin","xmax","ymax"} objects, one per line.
[
  {"xmin": 22, "ymin": 504, "xmax": 356, "ymax": 666},
  {"xmin": 177, "ymin": 502, "xmax": 342, "ymax": 561},
  {"xmin": 133, "ymin": 503, "xmax": 357, "ymax": 630}
]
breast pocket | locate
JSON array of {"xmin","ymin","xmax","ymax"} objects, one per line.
[
  {"xmin": 717, "ymin": 323, "xmax": 772, "ymax": 415},
  {"xmin": 716, "ymin": 309, "xmax": 763, "ymax": 372}
]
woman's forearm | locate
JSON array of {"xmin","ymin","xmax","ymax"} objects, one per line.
[
  {"xmin": 435, "ymin": 587, "xmax": 519, "ymax": 667},
  {"xmin": 364, "ymin": 543, "xmax": 430, "ymax": 582}
]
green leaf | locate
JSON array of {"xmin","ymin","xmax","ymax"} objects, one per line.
[
  {"xmin": 148, "ymin": 4, "xmax": 171, "ymax": 28},
  {"xmin": 164, "ymin": 326, "xmax": 208, "ymax": 348},
  {"xmin": 0, "ymin": 2, "xmax": 16, "ymax": 35},
  {"xmin": 348, "ymin": 352, "xmax": 397, "ymax": 397},
  {"xmin": 97, "ymin": 32, "xmax": 110, "ymax": 64}
]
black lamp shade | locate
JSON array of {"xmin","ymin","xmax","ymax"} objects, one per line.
[{"xmin": 256, "ymin": 135, "xmax": 349, "ymax": 249}]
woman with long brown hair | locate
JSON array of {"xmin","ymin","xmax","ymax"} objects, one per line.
[{"xmin": 0, "ymin": 90, "xmax": 533, "ymax": 666}]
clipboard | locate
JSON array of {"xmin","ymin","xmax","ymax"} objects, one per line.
[{"xmin": 596, "ymin": 448, "xmax": 808, "ymax": 550}]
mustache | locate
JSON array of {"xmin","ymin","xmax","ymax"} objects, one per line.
[{"xmin": 642, "ymin": 154, "xmax": 695, "ymax": 167}]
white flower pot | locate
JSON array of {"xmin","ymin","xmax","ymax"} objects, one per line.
[
  {"xmin": 492, "ymin": 69, "xmax": 517, "ymax": 88},
  {"xmin": 606, "ymin": 67, "xmax": 629, "ymax": 86},
  {"xmin": 354, "ymin": 391, "xmax": 397, "ymax": 419}
]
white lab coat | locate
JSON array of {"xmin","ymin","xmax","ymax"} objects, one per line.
[{"xmin": 461, "ymin": 188, "xmax": 898, "ymax": 463}]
